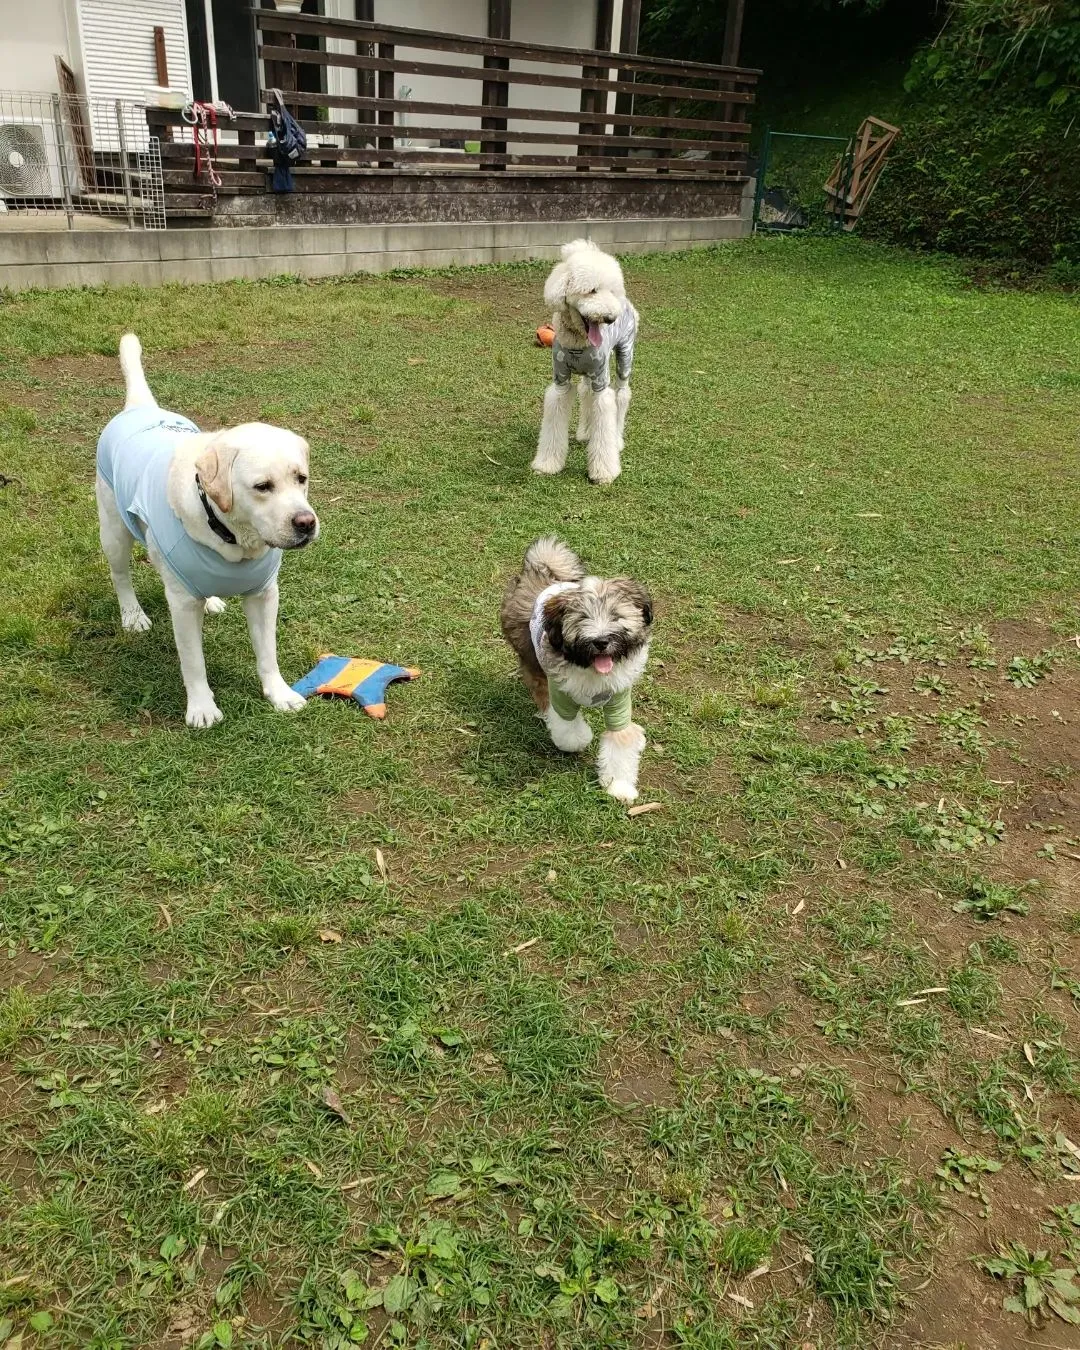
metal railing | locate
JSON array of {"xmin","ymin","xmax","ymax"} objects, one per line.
[{"xmin": 0, "ymin": 92, "xmax": 165, "ymax": 230}]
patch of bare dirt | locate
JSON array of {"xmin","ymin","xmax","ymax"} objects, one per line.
[
  {"xmin": 601, "ymin": 1041, "xmax": 677, "ymax": 1108},
  {"xmin": 853, "ymin": 1075, "xmax": 964, "ymax": 1174},
  {"xmin": 893, "ymin": 1164, "xmax": 1080, "ymax": 1350},
  {"xmin": 1, "ymin": 950, "xmax": 62, "ymax": 994},
  {"xmin": 339, "ymin": 788, "xmax": 382, "ymax": 819}
]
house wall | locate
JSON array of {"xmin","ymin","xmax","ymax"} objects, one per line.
[
  {"xmin": 0, "ymin": 0, "xmax": 81, "ymax": 95},
  {"xmin": 507, "ymin": 0, "xmax": 622, "ymax": 156},
  {"xmin": 322, "ymin": 0, "xmax": 619, "ymax": 155},
  {"xmin": 378, "ymin": 0, "xmax": 486, "ymax": 143}
]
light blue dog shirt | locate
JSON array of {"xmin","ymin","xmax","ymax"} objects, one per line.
[{"xmin": 96, "ymin": 405, "xmax": 282, "ymax": 601}]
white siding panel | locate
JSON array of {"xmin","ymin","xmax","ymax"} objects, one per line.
[
  {"xmin": 374, "ymin": 0, "xmax": 486, "ymax": 143},
  {"xmin": 77, "ymin": 0, "xmax": 192, "ymax": 147}
]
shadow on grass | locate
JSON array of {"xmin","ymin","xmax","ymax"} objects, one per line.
[
  {"xmin": 444, "ymin": 664, "xmax": 593, "ymax": 794},
  {"xmin": 45, "ymin": 574, "xmax": 197, "ymax": 721}
]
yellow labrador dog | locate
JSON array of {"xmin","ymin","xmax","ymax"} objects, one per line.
[{"xmin": 95, "ymin": 334, "xmax": 318, "ymax": 728}]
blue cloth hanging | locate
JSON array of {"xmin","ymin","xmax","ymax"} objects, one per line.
[{"xmin": 266, "ymin": 88, "xmax": 306, "ymax": 193}]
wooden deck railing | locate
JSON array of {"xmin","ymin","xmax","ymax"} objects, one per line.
[{"xmin": 151, "ymin": 11, "xmax": 757, "ymax": 192}]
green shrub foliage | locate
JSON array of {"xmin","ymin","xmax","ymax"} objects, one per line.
[{"xmin": 866, "ymin": 1, "xmax": 1080, "ymax": 272}]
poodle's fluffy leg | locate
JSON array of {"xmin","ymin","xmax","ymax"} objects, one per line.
[
  {"xmin": 614, "ymin": 379, "xmax": 631, "ymax": 453},
  {"xmin": 575, "ymin": 382, "xmax": 594, "ymax": 443},
  {"xmin": 532, "ymin": 381, "xmax": 574, "ymax": 476},
  {"xmin": 597, "ymin": 722, "xmax": 645, "ymax": 803},
  {"xmin": 544, "ymin": 704, "xmax": 593, "ymax": 752},
  {"xmin": 587, "ymin": 386, "xmax": 620, "ymax": 486}
]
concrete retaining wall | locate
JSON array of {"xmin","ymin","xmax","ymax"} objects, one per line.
[{"xmin": 0, "ymin": 212, "xmax": 750, "ymax": 292}]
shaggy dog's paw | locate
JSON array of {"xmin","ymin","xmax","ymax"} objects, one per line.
[
  {"xmin": 121, "ymin": 605, "xmax": 152, "ymax": 633},
  {"xmin": 204, "ymin": 596, "xmax": 227, "ymax": 616},
  {"xmin": 605, "ymin": 779, "xmax": 639, "ymax": 804},
  {"xmin": 548, "ymin": 717, "xmax": 593, "ymax": 753},
  {"xmin": 264, "ymin": 677, "xmax": 306, "ymax": 713},
  {"xmin": 531, "ymin": 456, "xmax": 564, "ymax": 476},
  {"xmin": 186, "ymin": 696, "xmax": 224, "ymax": 729},
  {"xmin": 588, "ymin": 469, "xmax": 620, "ymax": 487}
]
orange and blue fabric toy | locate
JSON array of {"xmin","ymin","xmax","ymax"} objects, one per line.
[{"xmin": 292, "ymin": 654, "xmax": 419, "ymax": 719}]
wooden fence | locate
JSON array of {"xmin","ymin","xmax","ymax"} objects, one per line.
[{"xmin": 151, "ymin": 10, "xmax": 758, "ymax": 195}]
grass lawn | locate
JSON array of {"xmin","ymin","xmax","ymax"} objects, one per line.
[{"xmin": 2, "ymin": 236, "xmax": 1080, "ymax": 1350}]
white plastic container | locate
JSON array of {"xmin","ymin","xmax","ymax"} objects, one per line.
[{"xmin": 147, "ymin": 86, "xmax": 187, "ymax": 109}]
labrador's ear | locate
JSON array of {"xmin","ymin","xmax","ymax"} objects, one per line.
[{"xmin": 195, "ymin": 436, "xmax": 240, "ymax": 514}]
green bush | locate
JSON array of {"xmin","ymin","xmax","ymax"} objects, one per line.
[
  {"xmin": 863, "ymin": 97, "xmax": 1080, "ymax": 273},
  {"xmin": 864, "ymin": 0, "xmax": 1080, "ymax": 274}
]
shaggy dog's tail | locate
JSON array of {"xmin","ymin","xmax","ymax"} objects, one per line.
[
  {"xmin": 560, "ymin": 237, "xmax": 600, "ymax": 259},
  {"xmin": 522, "ymin": 536, "xmax": 585, "ymax": 585}
]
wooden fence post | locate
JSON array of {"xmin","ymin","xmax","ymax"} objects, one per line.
[{"xmin": 377, "ymin": 42, "xmax": 394, "ymax": 167}]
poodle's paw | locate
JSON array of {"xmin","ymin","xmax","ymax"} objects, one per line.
[
  {"xmin": 589, "ymin": 467, "xmax": 621, "ymax": 487},
  {"xmin": 605, "ymin": 778, "xmax": 639, "ymax": 805},
  {"xmin": 121, "ymin": 604, "xmax": 152, "ymax": 633},
  {"xmin": 531, "ymin": 453, "xmax": 565, "ymax": 476},
  {"xmin": 204, "ymin": 596, "xmax": 227, "ymax": 616}
]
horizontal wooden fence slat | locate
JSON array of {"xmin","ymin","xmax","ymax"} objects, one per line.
[
  {"xmin": 258, "ymin": 43, "xmax": 754, "ymax": 105},
  {"xmin": 256, "ymin": 89, "xmax": 751, "ymax": 135},
  {"xmin": 255, "ymin": 9, "xmax": 760, "ymax": 82},
  {"xmin": 160, "ymin": 146, "xmax": 745, "ymax": 174},
  {"xmin": 156, "ymin": 121, "xmax": 747, "ymax": 157},
  {"xmin": 310, "ymin": 124, "xmax": 747, "ymax": 154}
]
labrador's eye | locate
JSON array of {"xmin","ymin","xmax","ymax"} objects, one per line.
[{"xmin": 254, "ymin": 481, "xmax": 274, "ymax": 493}]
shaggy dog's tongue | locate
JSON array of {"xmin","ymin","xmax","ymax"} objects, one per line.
[
  {"xmin": 587, "ymin": 321, "xmax": 603, "ymax": 348},
  {"xmin": 593, "ymin": 654, "xmax": 614, "ymax": 674}
]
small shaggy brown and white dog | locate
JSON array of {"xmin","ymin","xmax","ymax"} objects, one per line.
[
  {"xmin": 500, "ymin": 537, "xmax": 653, "ymax": 803},
  {"xmin": 531, "ymin": 239, "xmax": 639, "ymax": 486}
]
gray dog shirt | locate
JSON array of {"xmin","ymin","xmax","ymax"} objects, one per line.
[{"xmin": 552, "ymin": 301, "xmax": 638, "ymax": 393}]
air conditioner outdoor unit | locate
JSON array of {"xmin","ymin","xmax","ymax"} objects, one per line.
[{"xmin": 0, "ymin": 115, "xmax": 81, "ymax": 200}]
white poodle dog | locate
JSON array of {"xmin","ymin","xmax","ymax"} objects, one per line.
[{"xmin": 531, "ymin": 239, "xmax": 639, "ymax": 486}]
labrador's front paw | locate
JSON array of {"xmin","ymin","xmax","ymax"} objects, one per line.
[
  {"xmin": 186, "ymin": 695, "xmax": 224, "ymax": 728},
  {"xmin": 264, "ymin": 676, "xmax": 306, "ymax": 713},
  {"xmin": 121, "ymin": 604, "xmax": 152, "ymax": 633}
]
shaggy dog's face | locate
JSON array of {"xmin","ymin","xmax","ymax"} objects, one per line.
[
  {"xmin": 541, "ymin": 578, "xmax": 652, "ymax": 674},
  {"xmin": 545, "ymin": 242, "xmax": 627, "ymax": 349},
  {"xmin": 195, "ymin": 423, "xmax": 319, "ymax": 550}
]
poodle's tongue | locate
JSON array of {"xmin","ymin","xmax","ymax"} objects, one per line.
[
  {"xmin": 593, "ymin": 654, "xmax": 614, "ymax": 674},
  {"xmin": 587, "ymin": 321, "xmax": 603, "ymax": 348}
]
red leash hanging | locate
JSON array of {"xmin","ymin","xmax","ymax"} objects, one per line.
[{"xmin": 183, "ymin": 100, "xmax": 235, "ymax": 190}]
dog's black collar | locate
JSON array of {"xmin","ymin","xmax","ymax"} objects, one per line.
[{"xmin": 195, "ymin": 474, "xmax": 238, "ymax": 546}]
